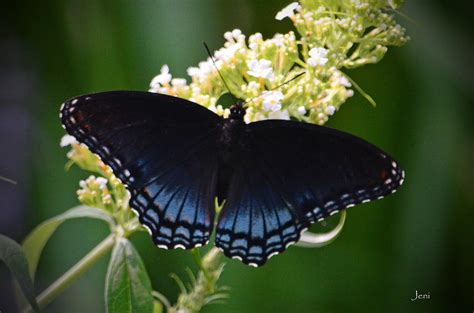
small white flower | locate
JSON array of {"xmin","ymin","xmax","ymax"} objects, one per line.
[
  {"xmin": 308, "ymin": 47, "xmax": 329, "ymax": 67},
  {"xmin": 325, "ymin": 105, "xmax": 336, "ymax": 115},
  {"xmin": 171, "ymin": 78, "xmax": 187, "ymax": 87},
  {"xmin": 60, "ymin": 134, "xmax": 77, "ymax": 147},
  {"xmin": 79, "ymin": 179, "xmax": 87, "ymax": 188},
  {"xmin": 187, "ymin": 59, "xmax": 215, "ymax": 82},
  {"xmin": 261, "ymin": 91, "xmax": 284, "ymax": 112},
  {"xmin": 150, "ymin": 65, "xmax": 172, "ymax": 88},
  {"xmin": 247, "ymin": 59, "xmax": 273, "ymax": 79},
  {"xmin": 95, "ymin": 177, "xmax": 108, "ymax": 189},
  {"xmin": 338, "ymin": 75, "xmax": 351, "ymax": 87},
  {"xmin": 215, "ymin": 44, "xmax": 240, "ymax": 61},
  {"xmin": 224, "ymin": 31, "xmax": 233, "ymax": 42},
  {"xmin": 275, "ymin": 2, "xmax": 300, "ymax": 21},
  {"xmin": 267, "ymin": 34, "xmax": 285, "ymax": 47},
  {"xmin": 192, "ymin": 86, "xmax": 201, "ymax": 94},
  {"xmin": 297, "ymin": 106, "xmax": 307, "ymax": 115},
  {"xmin": 224, "ymin": 28, "xmax": 243, "ymax": 43},
  {"xmin": 187, "ymin": 66, "xmax": 200, "ymax": 77},
  {"xmin": 247, "ymin": 81, "xmax": 259, "ymax": 91},
  {"xmin": 268, "ymin": 109, "xmax": 290, "ymax": 120},
  {"xmin": 232, "ymin": 28, "xmax": 242, "ymax": 38}
]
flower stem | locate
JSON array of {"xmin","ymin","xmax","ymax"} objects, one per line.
[{"xmin": 33, "ymin": 234, "xmax": 116, "ymax": 311}]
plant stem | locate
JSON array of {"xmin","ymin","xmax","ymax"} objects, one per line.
[{"xmin": 33, "ymin": 234, "xmax": 116, "ymax": 311}]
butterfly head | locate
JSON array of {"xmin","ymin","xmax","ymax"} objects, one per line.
[{"xmin": 229, "ymin": 102, "xmax": 246, "ymax": 121}]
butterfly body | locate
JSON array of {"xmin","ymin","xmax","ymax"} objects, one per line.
[
  {"xmin": 217, "ymin": 104, "xmax": 245, "ymax": 160},
  {"xmin": 60, "ymin": 91, "xmax": 404, "ymax": 267}
]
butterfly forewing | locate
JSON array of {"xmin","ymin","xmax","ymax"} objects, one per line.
[
  {"xmin": 216, "ymin": 120, "xmax": 404, "ymax": 266},
  {"xmin": 61, "ymin": 91, "xmax": 221, "ymax": 249}
]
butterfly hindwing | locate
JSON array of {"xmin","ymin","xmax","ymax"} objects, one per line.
[
  {"xmin": 215, "ymin": 153, "xmax": 304, "ymax": 267},
  {"xmin": 216, "ymin": 120, "xmax": 404, "ymax": 266},
  {"xmin": 61, "ymin": 91, "xmax": 221, "ymax": 249}
]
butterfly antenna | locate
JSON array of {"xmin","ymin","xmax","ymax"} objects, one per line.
[
  {"xmin": 244, "ymin": 71, "xmax": 305, "ymax": 105},
  {"xmin": 203, "ymin": 41, "xmax": 237, "ymax": 100}
]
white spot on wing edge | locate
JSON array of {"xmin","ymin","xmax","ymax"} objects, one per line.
[
  {"xmin": 174, "ymin": 244, "xmax": 186, "ymax": 250},
  {"xmin": 267, "ymin": 251, "xmax": 279, "ymax": 259},
  {"xmin": 142, "ymin": 224, "xmax": 152, "ymax": 235},
  {"xmin": 248, "ymin": 262, "xmax": 259, "ymax": 268},
  {"xmin": 157, "ymin": 244, "xmax": 169, "ymax": 250},
  {"xmin": 232, "ymin": 255, "xmax": 242, "ymax": 261},
  {"xmin": 324, "ymin": 200, "xmax": 335, "ymax": 208}
]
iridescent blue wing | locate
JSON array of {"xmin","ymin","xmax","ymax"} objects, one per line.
[
  {"xmin": 61, "ymin": 91, "xmax": 221, "ymax": 249},
  {"xmin": 215, "ymin": 120, "xmax": 404, "ymax": 267}
]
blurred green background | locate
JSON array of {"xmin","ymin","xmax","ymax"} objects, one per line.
[{"xmin": 1, "ymin": 1, "xmax": 473, "ymax": 312}]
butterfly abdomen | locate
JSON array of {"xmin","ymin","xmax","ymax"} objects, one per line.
[{"xmin": 217, "ymin": 118, "xmax": 245, "ymax": 161}]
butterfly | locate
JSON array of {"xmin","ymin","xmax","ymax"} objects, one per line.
[{"xmin": 60, "ymin": 91, "xmax": 405, "ymax": 267}]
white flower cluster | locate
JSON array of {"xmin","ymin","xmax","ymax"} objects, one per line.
[
  {"xmin": 77, "ymin": 175, "xmax": 114, "ymax": 210},
  {"xmin": 149, "ymin": 0, "xmax": 408, "ymax": 125}
]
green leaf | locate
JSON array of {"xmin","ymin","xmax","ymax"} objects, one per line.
[
  {"xmin": 0, "ymin": 234, "xmax": 39, "ymax": 312},
  {"xmin": 22, "ymin": 205, "xmax": 114, "ymax": 279},
  {"xmin": 296, "ymin": 211, "xmax": 347, "ymax": 248},
  {"xmin": 105, "ymin": 238, "xmax": 153, "ymax": 313}
]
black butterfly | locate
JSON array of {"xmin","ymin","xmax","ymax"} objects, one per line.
[{"xmin": 60, "ymin": 91, "xmax": 404, "ymax": 267}]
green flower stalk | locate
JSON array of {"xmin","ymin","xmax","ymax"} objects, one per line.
[{"xmin": 169, "ymin": 248, "xmax": 226, "ymax": 313}]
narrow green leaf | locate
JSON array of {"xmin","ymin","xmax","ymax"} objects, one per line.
[
  {"xmin": 0, "ymin": 234, "xmax": 39, "ymax": 312},
  {"xmin": 296, "ymin": 211, "xmax": 347, "ymax": 248},
  {"xmin": 344, "ymin": 74, "xmax": 377, "ymax": 107},
  {"xmin": 22, "ymin": 205, "xmax": 114, "ymax": 279},
  {"xmin": 105, "ymin": 238, "xmax": 153, "ymax": 313}
]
